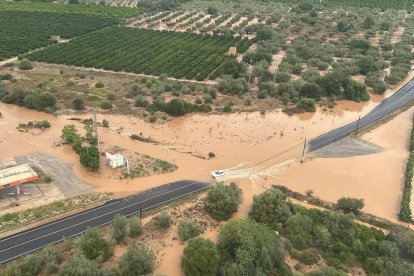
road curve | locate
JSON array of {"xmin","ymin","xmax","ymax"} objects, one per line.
[
  {"xmin": 0, "ymin": 180, "xmax": 209, "ymax": 264},
  {"xmin": 307, "ymin": 76, "xmax": 414, "ymax": 152}
]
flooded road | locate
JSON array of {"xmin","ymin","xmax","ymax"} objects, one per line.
[{"xmin": 0, "ymin": 82, "xmax": 411, "ymax": 221}]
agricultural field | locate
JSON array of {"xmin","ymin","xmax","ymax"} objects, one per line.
[
  {"xmin": 0, "ymin": 0, "xmax": 143, "ymax": 17},
  {"xmin": 127, "ymin": 10, "xmax": 265, "ymax": 37},
  {"xmin": 185, "ymin": 0, "xmax": 414, "ymax": 13},
  {"xmin": 0, "ymin": 11, "xmax": 118, "ymax": 61},
  {"xmin": 26, "ymin": 27, "xmax": 250, "ymax": 80}
]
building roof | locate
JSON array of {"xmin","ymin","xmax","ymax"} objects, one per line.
[{"xmin": 0, "ymin": 164, "xmax": 39, "ymax": 189}]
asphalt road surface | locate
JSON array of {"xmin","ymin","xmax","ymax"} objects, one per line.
[
  {"xmin": 307, "ymin": 76, "xmax": 414, "ymax": 152},
  {"xmin": 0, "ymin": 180, "xmax": 209, "ymax": 264}
]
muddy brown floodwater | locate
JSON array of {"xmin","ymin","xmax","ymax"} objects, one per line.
[{"xmin": 1, "ymin": 82, "xmax": 413, "ymax": 275}]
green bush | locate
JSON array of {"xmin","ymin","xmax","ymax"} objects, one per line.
[
  {"xmin": 298, "ymin": 98, "xmax": 316, "ymax": 112},
  {"xmin": 79, "ymin": 145, "xmax": 100, "ymax": 171},
  {"xmin": 107, "ymin": 92, "xmax": 116, "ymax": 101},
  {"xmin": 100, "ymin": 100, "xmax": 112, "ymax": 109},
  {"xmin": 181, "ymin": 237, "xmax": 220, "ymax": 276},
  {"xmin": 18, "ymin": 59, "xmax": 33, "ymax": 70},
  {"xmin": 95, "ymin": 82, "xmax": 105, "ymax": 88},
  {"xmin": 206, "ymin": 182, "xmax": 242, "ymax": 221},
  {"xmin": 155, "ymin": 211, "xmax": 172, "ymax": 229},
  {"xmin": 129, "ymin": 216, "xmax": 143, "ymax": 237},
  {"xmin": 112, "ymin": 214, "xmax": 128, "ymax": 243},
  {"xmin": 102, "ymin": 119, "xmax": 109, "ymax": 127},
  {"xmin": 72, "ymin": 96, "xmax": 85, "ymax": 110},
  {"xmin": 298, "ymin": 249, "xmax": 319, "ymax": 265},
  {"xmin": 336, "ymin": 197, "xmax": 365, "ymax": 214},
  {"xmin": 119, "ymin": 242, "xmax": 155, "ymax": 276},
  {"xmin": 77, "ymin": 227, "xmax": 111, "ymax": 262},
  {"xmin": 178, "ymin": 218, "xmax": 204, "ymax": 241},
  {"xmin": 135, "ymin": 96, "xmax": 149, "ymax": 107},
  {"xmin": 62, "ymin": 254, "xmax": 101, "ymax": 276}
]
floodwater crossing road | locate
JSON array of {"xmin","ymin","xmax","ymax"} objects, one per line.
[{"xmin": 307, "ymin": 76, "xmax": 414, "ymax": 152}]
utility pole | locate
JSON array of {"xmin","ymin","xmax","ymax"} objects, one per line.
[
  {"xmin": 355, "ymin": 116, "xmax": 361, "ymax": 138},
  {"xmin": 301, "ymin": 138, "xmax": 307, "ymax": 162}
]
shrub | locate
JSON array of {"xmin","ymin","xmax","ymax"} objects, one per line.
[
  {"xmin": 298, "ymin": 249, "xmax": 319, "ymax": 265},
  {"xmin": 218, "ymin": 76, "xmax": 248, "ymax": 95},
  {"xmin": 336, "ymin": 197, "xmax": 365, "ymax": 214},
  {"xmin": 149, "ymin": 113, "xmax": 157, "ymax": 123},
  {"xmin": 62, "ymin": 255, "xmax": 100, "ymax": 276},
  {"xmin": 244, "ymin": 97, "xmax": 252, "ymax": 106},
  {"xmin": 178, "ymin": 218, "xmax": 204, "ymax": 241},
  {"xmin": 155, "ymin": 211, "xmax": 172, "ymax": 229},
  {"xmin": 102, "ymin": 119, "xmax": 109, "ymax": 127},
  {"xmin": 223, "ymin": 105, "xmax": 232, "ymax": 113},
  {"xmin": 42, "ymin": 247, "xmax": 63, "ymax": 274},
  {"xmin": 249, "ymin": 188, "xmax": 293, "ymax": 228},
  {"xmin": 298, "ymin": 98, "xmax": 316, "ymax": 112},
  {"xmin": 119, "ymin": 242, "xmax": 155, "ymax": 276},
  {"xmin": 107, "ymin": 93, "xmax": 116, "ymax": 101},
  {"xmin": 20, "ymin": 255, "xmax": 41, "ymax": 276},
  {"xmin": 135, "ymin": 96, "xmax": 149, "ymax": 107},
  {"xmin": 0, "ymin": 74, "xmax": 12, "ymax": 80},
  {"xmin": 77, "ymin": 227, "xmax": 111, "ymax": 262},
  {"xmin": 100, "ymin": 100, "xmax": 112, "ymax": 109},
  {"xmin": 206, "ymin": 182, "xmax": 242, "ymax": 221},
  {"xmin": 112, "ymin": 214, "xmax": 128, "ymax": 243},
  {"xmin": 95, "ymin": 82, "xmax": 105, "ymax": 88},
  {"xmin": 18, "ymin": 59, "xmax": 33, "ymax": 70},
  {"xmin": 72, "ymin": 96, "xmax": 85, "ymax": 110},
  {"xmin": 275, "ymin": 71, "xmax": 291, "ymax": 83},
  {"xmin": 129, "ymin": 216, "xmax": 143, "ymax": 237},
  {"xmin": 181, "ymin": 238, "xmax": 220, "ymax": 276}
]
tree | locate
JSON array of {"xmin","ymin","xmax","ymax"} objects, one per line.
[
  {"xmin": 112, "ymin": 214, "xmax": 128, "ymax": 243},
  {"xmin": 72, "ymin": 96, "xmax": 85, "ymax": 110},
  {"xmin": 207, "ymin": 6, "xmax": 218, "ymax": 14},
  {"xmin": 206, "ymin": 182, "xmax": 242, "ymax": 220},
  {"xmin": 79, "ymin": 146, "xmax": 100, "ymax": 171},
  {"xmin": 77, "ymin": 227, "xmax": 111, "ymax": 262},
  {"xmin": 18, "ymin": 59, "xmax": 33, "ymax": 70},
  {"xmin": 256, "ymin": 27, "xmax": 273, "ymax": 41},
  {"xmin": 285, "ymin": 213, "xmax": 314, "ymax": 250},
  {"xmin": 178, "ymin": 217, "xmax": 204, "ymax": 241},
  {"xmin": 218, "ymin": 76, "xmax": 248, "ymax": 95},
  {"xmin": 181, "ymin": 238, "xmax": 220, "ymax": 276},
  {"xmin": 119, "ymin": 242, "xmax": 155, "ymax": 276},
  {"xmin": 336, "ymin": 197, "xmax": 365, "ymax": 214},
  {"xmin": 217, "ymin": 219, "xmax": 289, "ymax": 275},
  {"xmin": 155, "ymin": 211, "xmax": 172, "ymax": 229},
  {"xmin": 219, "ymin": 59, "xmax": 247, "ymax": 79},
  {"xmin": 300, "ymin": 82, "xmax": 322, "ymax": 100},
  {"xmin": 38, "ymin": 92, "xmax": 56, "ymax": 110},
  {"xmin": 363, "ymin": 17, "xmax": 375, "ymax": 29},
  {"xmin": 275, "ymin": 71, "xmax": 291, "ymax": 83},
  {"xmin": 62, "ymin": 255, "xmax": 101, "ymax": 276},
  {"xmin": 249, "ymin": 188, "xmax": 293, "ymax": 229},
  {"xmin": 129, "ymin": 216, "xmax": 143, "ymax": 237},
  {"xmin": 356, "ymin": 55, "xmax": 379, "ymax": 75}
]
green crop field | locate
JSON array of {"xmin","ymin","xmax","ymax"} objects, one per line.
[
  {"xmin": 0, "ymin": 11, "xmax": 118, "ymax": 61},
  {"xmin": 275, "ymin": 0, "xmax": 414, "ymax": 12},
  {"xmin": 26, "ymin": 27, "xmax": 249, "ymax": 80},
  {"xmin": 0, "ymin": 1, "xmax": 143, "ymax": 17}
]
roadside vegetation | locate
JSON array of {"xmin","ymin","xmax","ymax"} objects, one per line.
[
  {"xmin": 0, "ymin": 193, "xmax": 113, "ymax": 233},
  {"xmin": 399, "ymin": 115, "xmax": 414, "ymax": 222}
]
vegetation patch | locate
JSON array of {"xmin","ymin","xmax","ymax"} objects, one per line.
[
  {"xmin": 26, "ymin": 27, "xmax": 242, "ymax": 80},
  {"xmin": 0, "ymin": 1, "xmax": 144, "ymax": 17},
  {"xmin": 0, "ymin": 193, "xmax": 113, "ymax": 233},
  {"xmin": 399, "ymin": 115, "xmax": 414, "ymax": 222},
  {"xmin": 0, "ymin": 11, "xmax": 118, "ymax": 61}
]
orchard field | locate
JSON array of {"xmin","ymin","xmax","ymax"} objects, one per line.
[
  {"xmin": 26, "ymin": 27, "xmax": 250, "ymax": 80},
  {"xmin": 0, "ymin": 11, "xmax": 118, "ymax": 61},
  {"xmin": 0, "ymin": 1, "xmax": 143, "ymax": 17}
]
